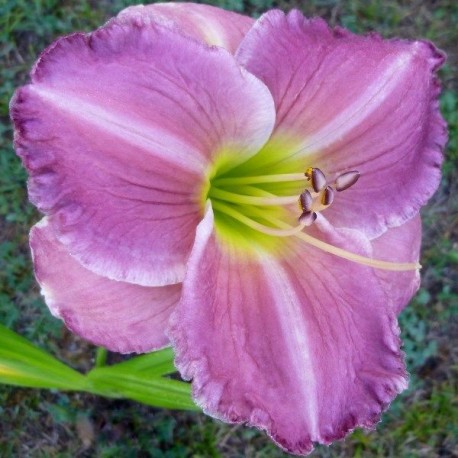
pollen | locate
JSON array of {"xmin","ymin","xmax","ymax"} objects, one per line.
[
  {"xmin": 335, "ymin": 171, "xmax": 360, "ymax": 192},
  {"xmin": 297, "ymin": 168, "xmax": 360, "ymax": 224},
  {"xmin": 299, "ymin": 210, "xmax": 317, "ymax": 226},
  {"xmin": 305, "ymin": 167, "xmax": 327, "ymax": 193},
  {"xmin": 299, "ymin": 190, "xmax": 313, "ymax": 212},
  {"xmin": 321, "ymin": 186, "xmax": 335, "ymax": 206},
  {"xmin": 207, "ymin": 162, "xmax": 419, "ymax": 272}
]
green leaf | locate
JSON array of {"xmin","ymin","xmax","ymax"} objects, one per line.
[
  {"xmin": 0, "ymin": 324, "xmax": 87, "ymax": 390},
  {"xmin": 104, "ymin": 348, "xmax": 177, "ymax": 377},
  {"xmin": 86, "ymin": 367, "xmax": 198, "ymax": 411},
  {"xmin": 0, "ymin": 325, "xmax": 198, "ymax": 411}
]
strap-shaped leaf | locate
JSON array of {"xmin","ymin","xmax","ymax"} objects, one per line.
[
  {"xmin": 87, "ymin": 367, "xmax": 198, "ymax": 411},
  {"xmin": 0, "ymin": 325, "xmax": 197, "ymax": 410},
  {"xmin": 101, "ymin": 348, "xmax": 177, "ymax": 377},
  {"xmin": 0, "ymin": 324, "xmax": 87, "ymax": 390}
]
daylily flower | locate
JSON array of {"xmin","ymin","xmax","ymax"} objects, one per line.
[{"xmin": 10, "ymin": 3, "xmax": 446, "ymax": 455}]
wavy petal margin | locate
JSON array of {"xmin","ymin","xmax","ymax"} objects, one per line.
[
  {"xmin": 11, "ymin": 19, "xmax": 275, "ymax": 286},
  {"xmin": 30, "ymin": 219, "xmax": 180, "ymax": 353},
  {"xmin": 372, "ymin": 216, "xmax": 422, "ymax": 313},
  {"xmin": 117, "ymin": 2, "xmax": 254, "ymax": 53},
  {"xmin": 308, "ymin": 214, "xmax": 421, "ymax": 314},
  {"xmin": 237, "ymin": 9, "xmax": 447, "ymax": 238},
  {"xmin": 169, "ymin": 206, "xmax": 407, "ymax": 455}
]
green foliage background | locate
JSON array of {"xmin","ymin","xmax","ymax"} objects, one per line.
[{"xmin": 0, "ymin": 0, "xmax": 457, "ymax": 456}]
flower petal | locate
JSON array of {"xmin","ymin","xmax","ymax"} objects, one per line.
[
  {"xmin": 117, "ymin": 2, "xmax": 254, "ymax": 53},
  {"xmin": 309, "ymin": 214, "xmax": 421, "ymax": 314},
  {"xmin": 30, "ymin": 218, "xmax": 180, "ymax": 353},
  {"xmin": 168, "ymin": 206, "xmax": 407, "ymax": 454},
  {"xmin": 11, "ymin": 20, "xmax": 275, "ymax": 286},
  {"xmin": 237, "ymin": 10, "xmax": 446, "ymax": 238},
  {"xmin": 372, "ymin": 216, "xmax": 422, "ymax": 313}
]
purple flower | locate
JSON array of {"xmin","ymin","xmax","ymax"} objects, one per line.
[{"xmin": 10, "ymin": 3, "xmax": 447, "ymax": 455}]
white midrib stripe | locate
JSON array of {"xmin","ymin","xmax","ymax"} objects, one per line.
[
  {"xmin": 295, "ymin": 51, "xmax": 414, "ymax": 155},
  {"xmin": 263, "ymin": 257, "xmax": 320, "ymax": 439},
  {"xmin": 30, "ymin": 85, "xmax": 206, "ymax": 173}
]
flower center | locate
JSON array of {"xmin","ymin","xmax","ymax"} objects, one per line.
[{"xmin": 204, "ymin": 159, "xmax": 419, "ymax": 272}]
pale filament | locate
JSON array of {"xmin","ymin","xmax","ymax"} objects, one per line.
[
  {"xmin": 210, "ymin": 169, "xmax": 420, "ymax": 272},
  {"xmin": 208, "ymin": 187, "xmax": 299, "ymax": 206},
  {"xmin": 266, "ymin": 213, "xmax": 421, "ymax": 272},
  {"xmin": 212, "ymin": 196, "xmax": 420, "ymax": 272},
  {"xmin": 212, "ymin": 200, "xmax": 307, "ymax": 237},
  {"xmin": 212, "ymin": 173, "xmax": 308, "ymax": 186}
]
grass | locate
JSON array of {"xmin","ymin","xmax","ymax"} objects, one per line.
[{"xmin": 1, "ymin": 0, "xmax": 457, "ymax": 456}]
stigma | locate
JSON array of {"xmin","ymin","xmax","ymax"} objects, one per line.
[{"xmin": 299, "ymin": 168, "xmax": 360, "ymax": 225}]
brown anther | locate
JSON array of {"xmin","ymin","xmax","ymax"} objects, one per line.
[
  {"xmin": 304, "ymin": 167, "xmax": 327, "ymax": 193},
  {"xmin": 299, "ymin": 190, "xmax": 313, "ymax": 212},
  {"xmin": 299, "ymin": 211, "xmax": 317, "ymax": 226},
  {"xmin": 321, "ymin": 186, "xmax": 335, "ymax": 206},
  {"xmin": 335, "ymin": 171, "xmax": 360, "ymax": 192}
]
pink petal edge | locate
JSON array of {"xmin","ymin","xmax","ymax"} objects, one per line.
[
  {"xmin": 372, "ymin": 216, "xmax": 422, "ymax": 314},
  {"xmin": 168, "ymin": 205, "xmax": 408, "ymax": 455},
  {"xmin": 30, "ymin": 218, "xmax": 180, "ymax": 353},
  {"xmin": 237, "ymin": 9, "xmax": 447, "ymax": 239},
  {"xmin": 11, "ymin": 18, "xmax": 275, "ymax": 287},
  {"xmin": 308, "ymin": 213, "xmax": 422, "ymax": 315},
  {"xmin": 117, "ymin": 2, "xmax": 254, "ymax": 53}
]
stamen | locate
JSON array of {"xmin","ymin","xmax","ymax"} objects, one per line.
[
  {"xmin": 212, "ymin": 201, "xmax": 307, "ymax": 237},
  {"xmin": 245, "ymin": 207, "xmax": 421, "ymax": 272},
  {"xmin": 294, "ymin": 224, "xmax": 421, "ymax": 271},
  {"xmin": 299, "ymin": 190, "xmax": 313, "ymax": 212},
  {"xmin": 208, "ymin": 188, "xmax": 298, "ymax": 206},
  {"xmin": 321, "ymin": 186, "xmax": 335, "ymax": 206},
  {"xmin": 335, "ymin": 171, "xmax": 360, "ymax": 192},
  {"xmin": 299, "ymin": 211, "xmax": 317, "ymax": 226},
  {"xmin": 212, "ymin": 173, "xmax": 307, "ymax": 186},
  {"xmin": 297, "ymin": 231, "xmax": 421, "ymax": 271},
  {"xmin": 305, "ymin": 167, "xmax": 327, "ymax": 193},
  {"xmin": 210, "ymin": 166, "xmax": 417, "ymax": 271}
]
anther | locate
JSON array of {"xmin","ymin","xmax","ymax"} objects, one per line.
[
  {"xmin": 335, "ymin": 171, "xmax": 360, "ymax": 192},
  {"xmin": 299, "ymin": 190, "xmax": 313, "ymax": 212},
  {"xmin": 299, "ymin": 211, "xmax": 317, "ymax": 226},
  {"xmin": 305, "ymin": 167, "xmax": 327, "ymax": 193},
  {"xmin": 321, "ymin": 186, "xmax": 335, "ymax": 206}
]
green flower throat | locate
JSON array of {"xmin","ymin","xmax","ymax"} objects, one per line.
[{"xmin": 202, "ymin": 143, "xmax": 419, "ymax": 272}]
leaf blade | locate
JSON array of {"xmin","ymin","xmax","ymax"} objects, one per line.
[
  {"xmin": 87, "ymin": 367, "xmax": 198, "ymax": 411},
  {"xmin": 0, "ymin": 324, "xmax": 87, "ymax": 390}
]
